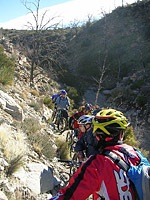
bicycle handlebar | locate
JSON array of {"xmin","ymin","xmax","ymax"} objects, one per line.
[{"xmin": 58, "ymin": 159, "xmax": 82, "ymax": 165}]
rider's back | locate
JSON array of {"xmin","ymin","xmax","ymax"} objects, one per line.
[
  {"xmin": 56, "ymin": 95, "xmax": 70, "ymax": 110},
  {"xmin": 59, "ymin": 143, "xmax": 139, "ymax": 200}
]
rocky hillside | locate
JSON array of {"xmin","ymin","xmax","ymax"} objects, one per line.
[
  {"xmin": 0, "ymin": 39, "xmax": 72, "ymax": 200},
  {"xmin": 2, "ymin": 1, "xmax": 150, "ymax": 112}
]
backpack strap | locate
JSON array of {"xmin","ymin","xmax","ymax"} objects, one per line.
[
  {"xmin": 103, "ymin": 150, "xmax": 140, "ymax": 200},
  {"xmin": 103, "ymin": 150, "xmax": 130, "ymax": 172}
]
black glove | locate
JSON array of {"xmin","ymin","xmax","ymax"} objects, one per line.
[{"xmin": 69, "ymin": 125, "xmax": 74, "ymax": 130}]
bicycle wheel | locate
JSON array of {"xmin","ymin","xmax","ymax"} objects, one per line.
[
  {"xmin": 69, "ymin": 139, "xmax": 77, "ymax": 159},
  {"xmin": 58, "ymin": 117, "xmax": 67, "ymax": 133},
  {"xmin": 72, "ymin": 152, "xmax": 78, "ymax": 161},
  {"xmin": 66, "ymin": 130, "xmax": 73, "ymax": 142},
  {"xmin": 59, "ymin": 171, "xmax": 70, "ymax": 186},
  {"xmin": 51, "ymin": 110, "xmax": 56, "ymax": 123}
]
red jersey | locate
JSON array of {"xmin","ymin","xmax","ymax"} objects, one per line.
[
  {"xmin": 50, "ymin": 143, "xmax": 140, "ymax": 200},
  {"xmin": 69, "ymin": 111, "xmax": 84, "ymax": 129}
]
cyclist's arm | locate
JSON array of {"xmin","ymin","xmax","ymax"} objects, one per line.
[
  {"xmin": 49, "ymin": 155, "xmax": 100, "ymax": 200},
  {"xmin": 74, "ymin": 136, "xmax": 86, "ymax": 152},
  {"xmin": 55, "ymin": 96, "xmax": 60, "ymax": 105}
]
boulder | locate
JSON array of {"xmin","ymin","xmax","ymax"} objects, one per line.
[
  {"xmin": 0, "ymin": 90, "xmax": 24, "ymax": 121},
  {"xmin": 0, "ymin": 191, "xmax": 8, "ymax": 200},
  {"xmin": 42, "ymin": 106, "xmax": 53, "ymax": 121},
  {"xmin": 14, "ymin": 162, "xmax": 55, "ymax": 195}
]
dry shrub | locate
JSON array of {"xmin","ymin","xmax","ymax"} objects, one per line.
[
  {"xmin": 0, "ymin": 124, "xmax": 28, "ymax": 176},
  {"xmin": 56, "ymin": 138, "xmax": 70, "ymax": 160}
]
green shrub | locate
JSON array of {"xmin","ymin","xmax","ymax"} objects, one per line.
[
  {"xmin": 136, "ymin": 95, "xmax": 146, "ymax": 107},
  {"xmin": 43, "ymin": 96, "xmax": 54, "ymax": 109},
  {"xmin": 56, "ymin": 139, "xmax": 70, "ymax": 160},
  {"xmin": 124, "ymin": 126, "xmax": 149, "ymax": 158},
  {"xmin": 0, "ymin": 45, "xmax": 15, "ymax": 85},
  {"xmin": 67, "ymin": 86, "xmax": 80, "ymax": 105},
  {"xmin": 124, "ymin": 126, "xmax": 139, "ymax": 147},
  {"xmin": 130, "ymin": 79, "xmax": 144, "ymax": 90}
]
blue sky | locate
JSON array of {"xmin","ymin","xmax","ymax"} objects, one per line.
[
  {"xmin": 0, "ymin": 0, "xmax": 72, "ymax": 23},
  {"xmin": 0, "ymin": 0, "xmax": 136, "ymax": 29}
]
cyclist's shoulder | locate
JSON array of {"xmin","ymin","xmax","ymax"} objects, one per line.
[{"xmin": 73, "ymin": 110, "xmax": 82, "ymax": 117}]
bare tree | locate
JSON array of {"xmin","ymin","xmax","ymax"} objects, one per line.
[
  {"xmin": 69, "ymin": 19, "xmax": 80, "ymax": 37},
  {"xmin": 93, "ymin": 54, "xmax": 107, "ymax": 107},
  {"xmin": 93, "ymin": 10, "xmax": 108, "ymax": 107},
  {"xmin": 21, "ymin": 0, "xmax": 62, "ymax": 85}
]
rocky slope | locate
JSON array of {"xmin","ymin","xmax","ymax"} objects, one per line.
[{"xmin": 0, "ymin": 38, "xmax": 71, "ymax": 200}]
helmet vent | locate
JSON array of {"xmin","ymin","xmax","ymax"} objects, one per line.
[
  {"xmin": 106, "ymin": 111, "xmax": 113, "ymax": 115},
  {"xmin": 95, "ymin": 117, "xmax": 115, "ymax": 123},
  {"xmin": 107, "ymin": 123, "xmax": 121, "ymax": 128}
]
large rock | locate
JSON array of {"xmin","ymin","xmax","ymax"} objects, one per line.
[
  {"xmin": 0, "ymin": 191, "xmax": 8, "ymax": 200},
  {"xmin": 42, "ymin": 106, "xmax": 53, "ymax": 121},
  {"xmin": 14, "ymin": 162, "xmax": 55, "ymax": 195},
  {"xmin": 0, "ymin": 90, "xmax": 24, "ymax": 121}
]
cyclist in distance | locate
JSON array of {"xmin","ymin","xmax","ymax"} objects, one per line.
[
  {"xmin": 49, "ymin": 108, "xmax": 141, "ymax": 200},
  {"xmin": 68, "ymin": 103, "xmax": 93, "ymax": 138},
  {"xmin": 92, "ymin": 105, "xmax": 103, "ymax": 116},
  {"xmin": 74, "ymin": 115, "xmax": 98, "ymax": 161},
  {"xmin": 51, "ymin": 92, "xmax": 61, "ymax": 122},
  {"xmin": 55, "ymin": 90, "xmax": 70, "ymax": 122}
]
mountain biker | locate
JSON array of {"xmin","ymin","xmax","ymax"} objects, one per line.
[
  {"xmin": 52, "ymin": 93, "xmax": 60, "ymax": 104},
  {"xmin": 55, "ymin": 90, "xmax": 70, "ymax": 121},
  {"xmin": 68, "ymin": 103, "xmax": 93, "ymax": 138},
  {"xmin": 74, "ymin": 115, "xmax": 98, "ymax": 161},
  {"xmin": 49, "ymin": 108, "xmax": 141, "ymax": 200}
]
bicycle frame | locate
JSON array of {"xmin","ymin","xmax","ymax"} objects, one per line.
[
  {"xmin": 56, "ymin": 109, "xmax": 67, "ymax": 133},
  {"xmin": 58, "ymin": 159, "xmax": 82, "ymax": 179}
]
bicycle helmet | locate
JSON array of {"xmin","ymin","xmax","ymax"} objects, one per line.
[
  {"xmin": 78, "ymin": 115, "xmax": 94, "ymax": 125},
  {"xmin": 61, "ymin": 90, "xmax": 67, "ymax": 95},
  {"xmin": 92, "ymin": 108, "xmax": 128, "ymax": 137},
  {"xmin": 85, "ymin": 103, "xmax": 93, "ymax": 111}
]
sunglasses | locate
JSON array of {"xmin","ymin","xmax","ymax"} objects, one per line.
[{"xmin": 79, "ymin": 124, "xmax": 84, "ymax": 127}]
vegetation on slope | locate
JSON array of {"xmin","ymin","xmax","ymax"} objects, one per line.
[{"xmin": 1, "ymin": 0, "xmax": 150, "ymax": 110}]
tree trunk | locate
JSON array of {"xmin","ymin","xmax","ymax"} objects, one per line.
[{"xmin": 94, "ymin": 56, "xmax": 106, "ymax": 107}]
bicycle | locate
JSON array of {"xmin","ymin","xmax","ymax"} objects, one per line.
[
  {"xmin": 66, "ymin": 129, "xmax": 79, "ymax": 159},
  {"xmin": 51, "ymin": 107, "xmax": 57, "ymax": 123},
  {"xmin": 58, "ymin": 159, "xmax": 82, "ymax": 184},
  {"xmin": 55, "ymin": 108, "xmax": 68, "ymax": 133},
  {"xmin": 58, "ymin": 159, "xmax": 93, "ymax": 200}
]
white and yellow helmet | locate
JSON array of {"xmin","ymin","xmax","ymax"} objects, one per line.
[{"xmin": 92, "ymin": 109, "xmax": 128, "ymax": 137}]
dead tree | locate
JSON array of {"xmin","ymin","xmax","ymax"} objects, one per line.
[
  {"xmin": 93, "ymin": 10, "xmax": 108, "ymax": 107},
  {"xmin": 69, "ymin": 19, "xmax": 80, "ymax": 37},
  {"xmin": 93, "ymin": 54, "xmax": 107, "ymax": 107},
  {"xmin": 21, "ymin": 0, "xmax": 62, "ymax": 85}
]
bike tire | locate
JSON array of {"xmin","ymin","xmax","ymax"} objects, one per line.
[
  {"xmin": 58, "ymin": 117, "xmax": 67, "ymax": 133},
  {"xmin": 66, "ymin": 130, "xmax": 73, "ymax": 142},
  {"xmin": 51, "ymin": 110, "xmax": 56, "ymax": 123},
  {"xmin": 59, "ymin": 171, "xmax": 70, "ymax": 186}
]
